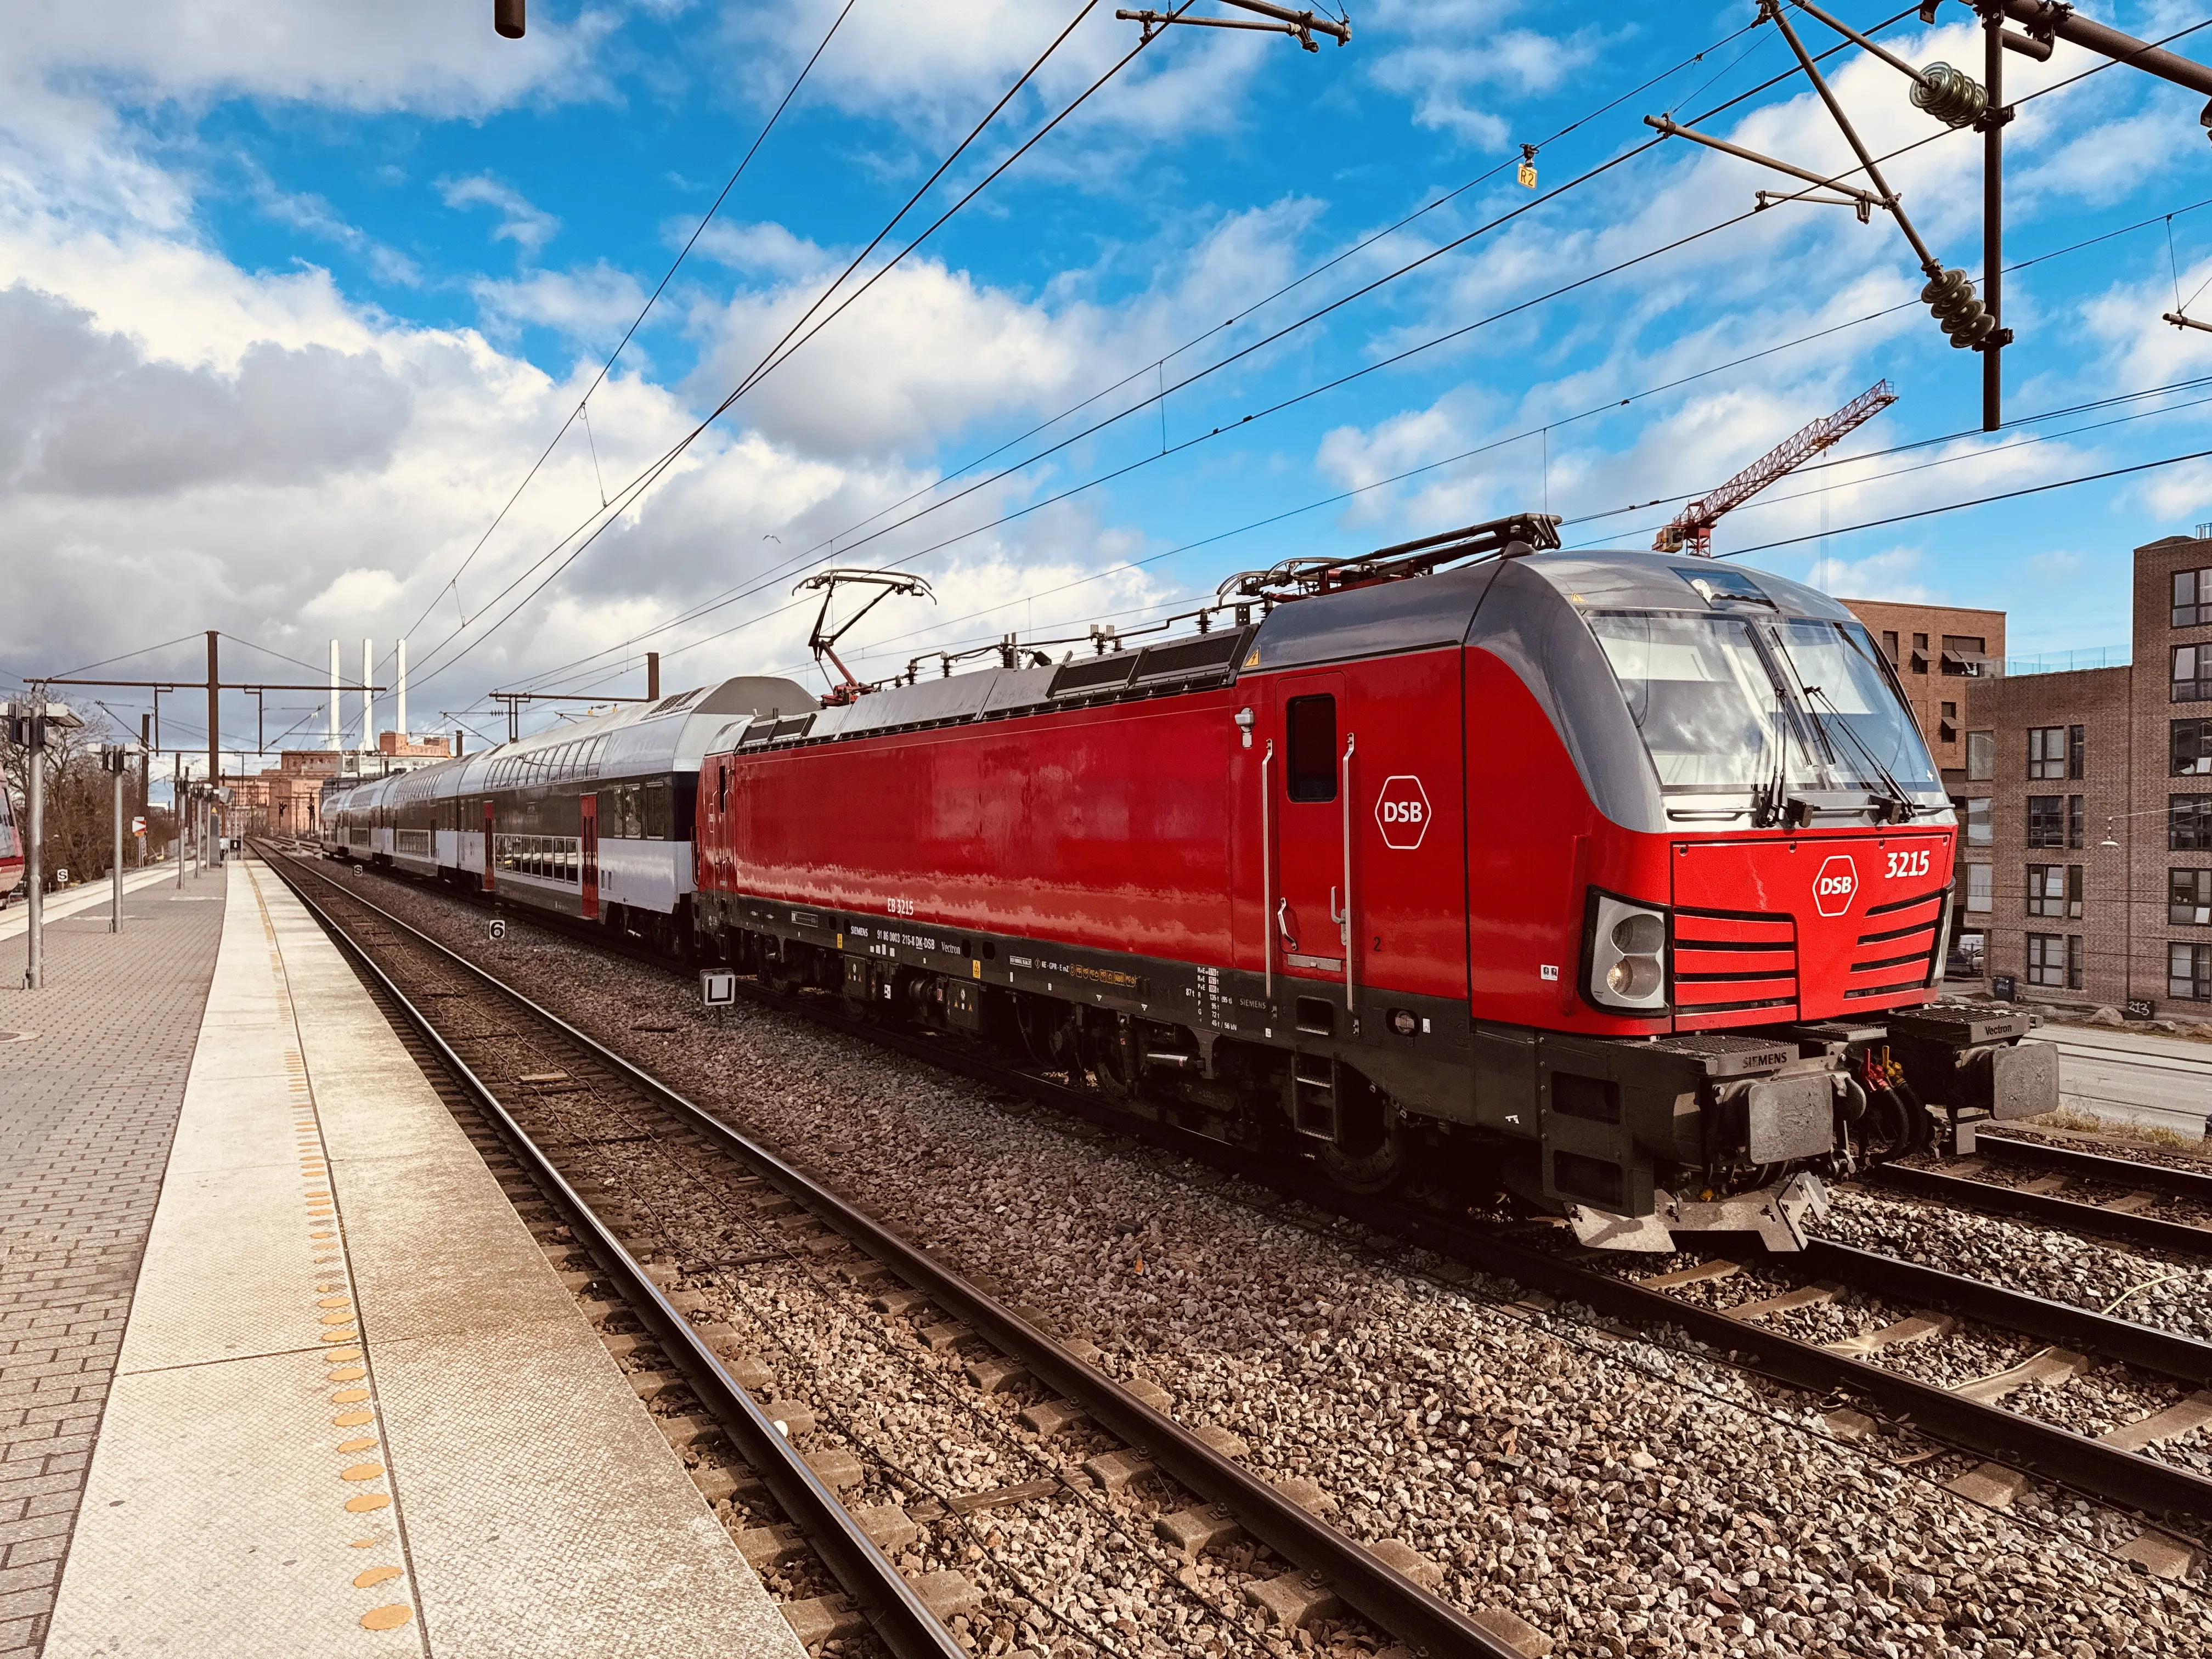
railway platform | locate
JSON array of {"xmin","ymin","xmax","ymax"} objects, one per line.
[{"xmin": 19, "ymin": 858, "xmax": 803, "ymax": 1658}]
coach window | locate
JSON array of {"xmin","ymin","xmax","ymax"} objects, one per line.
[
  {"xmin": 1285, "ymin": 696, "xmax": 1338, "ymax": 802},
  {"xmin": 716, "ymin": 762, "xmax": 730, "ymax": 816},
  {"xmin": 619, "ymin": 785, "xmax": 641, "ymax": 839},
  {"xmin": 642, "ymin": 780, "xmax": 672, "ymax": 839}
]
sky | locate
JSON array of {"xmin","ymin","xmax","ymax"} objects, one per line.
[{"xmin": 5, "ymin": 0, "xmax": 2211, "ymax": 776}]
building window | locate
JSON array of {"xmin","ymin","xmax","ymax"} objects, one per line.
[
  {"xmin": 2027, "ymin": 933, "xmax": 2067, "ymax": 988},
  {"xmin": 2175, "ymin": 718, "xmax": 2212, "ymax": 776},
  {"xmin": 1966, "ymin": 862, "xmax": 1993, "ymax": 912},
  {"xmin": 2028, "ymin": 727, "xmax": 2068, "ymax": 778},
  {"xmin": 2068, "ymin": 934, "xmax": 2084, "ymax": 991},
  {"xmin": 1950, "ymin": 930, "xmax": 1986, "ymax": 975},
  {"xmin": 2069, "ymin": 725, "xmax": 2085, "ymax": 778},
  {"xmin": 1941, "ymin": 635, "xmax": 1988, "ymax": 676},
  {"xmin": 2067, "ymin": 794, "xmax": 2084, "ymax": 850},
  {"xmin": 2068, "ymin": 862, "xmax": 2084, "ymax": 918},
  {"xmin": 2027, "ymin": 795, "xmax": 2065, "ymax": 848},
  {"xmin": 1911, "ymin": 631, "xmax": 1929, "ymax": 676},
  {"xmin": 2171, "ymin": 942, "xmax": 2212, "ymax": 1001},
  {"xmin": 2175, "ymin": 567, "xmax": 2212, "ymax": 629},
  {"xmin": 1966, "ymin": 730, "xmax": 1994, "ymax": 780},
  {"xmin": 1966, "ymin": 797, "xmax": 1992, "ymax": 846},
  {"xmin": 2170, "ymin": 869, "xmax": 2212, "ymax": 926},
  {"xmin": 2027, "ymin": 865, "xmax": 2065, "ymax": 917},
  {"xmin": 1882, "ymin": 630, "xmax": 1899, "ymax": 665},
  {"xmin": 1942, "ymin": 701, "xmax": 1957, "ymax": 718},
  {"xmin": 2173, "ymin": 795, "xmax": 2212, "ymax": 851},
  {"xmin": 2175, "ymin": 644, "xmax": 2212, "ymax": 702}
]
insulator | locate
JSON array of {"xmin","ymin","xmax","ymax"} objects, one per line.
[
  {"xmin": 1910, "ymin": 61, "xmax": 1986, "ymax": 129},
  {"xmin": 494, "ymin": 0, "xmax": 525, "ymax": 38},
  {"xmin": 1922, "ymin": 267, "xmax": 1995, "ymax": 349},
  {"xmin": 1920, "ymin": 267, "xmax": 1972, "ymax": 309}
]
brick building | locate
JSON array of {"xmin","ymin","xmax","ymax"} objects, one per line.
[
  {"xmin": 1835, "ymin": 597, "xmax": 2004, "ymax": 776},
  {"xmin": 1939, "ymin": 531, "xmax": 2212, "ymax": 1013}
]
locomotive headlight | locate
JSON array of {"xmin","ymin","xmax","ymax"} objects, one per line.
[{"xmin": 1585, "ymin": 891, "xmax": 1670, "ymax": 1014}]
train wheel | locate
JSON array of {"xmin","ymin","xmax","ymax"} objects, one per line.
[
  {"xmin": 1081, "ymin": 1011, "xmax": 1137, "ymax": 1103},
  {"xmin": 1316, "ymin": 1074, "xmax": 1406, "ymax": 1194}
]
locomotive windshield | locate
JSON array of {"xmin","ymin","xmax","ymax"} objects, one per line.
[{"xmin": 1588, "ymin": 610, "xmax": 1939, "ymax": 822}]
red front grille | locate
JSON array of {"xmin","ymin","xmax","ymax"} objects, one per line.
[
  {"xmin": 1672, "ymin": 906, "xmax": 1797, "ymax": 1029},
  {"xmin": 1843, "ymin": 885, "xmax": 1945, "ymax": 1000}
]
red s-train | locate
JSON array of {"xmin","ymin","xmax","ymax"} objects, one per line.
[{"xmin": 690, "ymin": 515, "xmax": 2055, "ymax": 1249}]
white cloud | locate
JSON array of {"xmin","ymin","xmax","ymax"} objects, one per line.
[
  {"xmin": 1803, "ymin": 545, "xmax": 1936, "ymax": 602},
  {"xmin": 1365, "ymin": 1, "xmax": 1604, "ymax": 147},
  {"xmin": 472, "ymin": 261, "xmax": 651, "ymax": 347},
  {"xmin": 440, "ymin": 174, "xmax": 561, "ymax": 258}
]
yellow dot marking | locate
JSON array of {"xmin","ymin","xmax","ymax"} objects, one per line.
[
  {"xmin": 325, "ymin": 1347, "xmax": 362, "ymax": 1363},
  {"xmin": 351, "ymin": 1539, "xmax": 376, "ymax": 1549},
  {"xmin": 327, "ymin": 1367, "xmax": 366, "ymax": 1383},
  {"xmin": 317, "ymin": 1297, "xmax": 352, "ymax": 1310},
  {"xmin": 337, "ymin": 1436, "xmax": 378, "ymax": 1453},
  {"xmin": 311, "ymin": 1232, "xmax": 335, "ymax": 1239},
  {"xmin": 353, "ymin": 1566, "xmax": 403, "ymax": 1589},
  {"xmin": 344, "ymin": 1494, "xmax": 391, "ymax": 1514},
  {"xmin": 303, "ymin": 1189, "xmax": 330, "ymax": 1197},
  {"xmin": 360, "ymin": 1605, "xmax": 413, "ymax": 1632},
  {"xmin": 340, "ymin": 1463, "xmax": 385, "ymax": 1482},
  {"xmin": 319, "ymin": 1331, "xmax": 358, "ymax": 1345},
  {"xmin": 334, "ymin": 1412, "xmax": 375, "ymax": 1427},
  {"xmin": 319, "ymin": 1310, "xmax": 356, "ymax": 1325}
]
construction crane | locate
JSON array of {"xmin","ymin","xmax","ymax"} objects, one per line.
[{"xmin": 1654, "ymin": 380, "xmax": 1898, "ymax": 556}]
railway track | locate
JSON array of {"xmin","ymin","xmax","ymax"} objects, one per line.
[
  {"xmin": 1865, "ymin": 1135, "xmax": 2212, "ymax": 1260},
  {"xmin": 260, "ymin": 848, "xmax": 1524, "ymax": 1659},
  {"xmin": 280, "ymin": 848, "xmax": 2212, "ymax": 1588}
]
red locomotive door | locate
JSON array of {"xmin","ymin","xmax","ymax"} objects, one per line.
[
  {"xmin": 1272, "ymin": 671, "xmax": 1352, "ymax": 989},
  {"xmin": 482, "ymin": 800, "xmax": 495, "ymax": 893},
  {"xmin": 580, "ymin": 794, "xmax": 600, "ymax": 920}
]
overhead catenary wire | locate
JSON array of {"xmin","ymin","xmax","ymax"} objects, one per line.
[
  {"xmin": 488, "ymin": 7, "xmax": 1923, "ymax": 704},
  {"xmin": 517, "ymin": 186, "xmax": 2212, "ymax": 699},
  {"xmin": 475, "ymin": 8, "xmax": 2203, "ymax": 721},
  {"xmin": 395, "ymin": 0, "xmax": 862, "ymax": 651},
  {"xmin": 400, "ymin": 0, "xmax": 1131, "ymax": 691}
]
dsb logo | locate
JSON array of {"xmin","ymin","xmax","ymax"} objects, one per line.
[
  {"xmin": 1812, "ymin": 854, "xmax": 1859, "ymax": 918},
  {"xmin": 1375, "ymin": 776, "xmax": 1431, "ymax": 850}
]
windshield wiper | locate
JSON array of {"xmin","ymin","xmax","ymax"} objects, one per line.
[{"xmin": 1798, "ymin": 682, "xmax": 1918, "ymax": 822}]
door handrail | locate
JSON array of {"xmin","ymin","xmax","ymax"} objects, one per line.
[
  {"xmin": 1259, "ymin": 738, "xmax": 1275, "ymax": 1000},
  {"xmin": 1340, "ymin": 732, "xmax": 1356, "ymax": 1012}
]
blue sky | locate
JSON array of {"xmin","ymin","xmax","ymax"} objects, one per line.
[{"xmin": 4, "ymin": 0, "xmax": 2211, "ymax": 767}]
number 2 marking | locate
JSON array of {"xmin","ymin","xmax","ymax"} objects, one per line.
[{"xmin": 1883, "ymin": 848, "xmax": 1931, "ymax": 880}]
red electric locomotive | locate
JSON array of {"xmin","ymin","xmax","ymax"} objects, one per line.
[{"xmin": 692, "ymin": 514, "xmax": 2053, "ymax": 1250}]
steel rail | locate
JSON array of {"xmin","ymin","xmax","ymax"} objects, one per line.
[
  {"xmin": 1973, "ymin": 1133, "xmax": 2212, "ymax": 1206},
  {"xmin": 1801, "ymin": 1238, "xmax": 2212, "ymax": 1386},
  {"xmin": 261, "ymin": 849, "xmax": 1517, "ymax": 1659},
  {"xmin": 1868, "ymin": 1164, "xmax": 2212, "ymax": 1260},
  {"xmin": 259, "ymin": 854, "xmax": 968, "ymax": 1659},
  {"xmin": 278, "ymin": 852, "xmax": 2212, "ymax": 1532}
]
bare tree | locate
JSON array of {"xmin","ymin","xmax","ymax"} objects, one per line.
[{"xmin": 0, "ymin": 709, "xmax": 123, "ymax": 888}]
